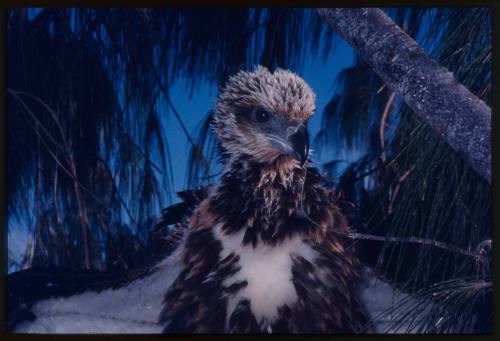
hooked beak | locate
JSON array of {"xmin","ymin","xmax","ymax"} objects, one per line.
[{"xmin": 287, "ymin": 124, "xmax": 310, "ymax": 164}]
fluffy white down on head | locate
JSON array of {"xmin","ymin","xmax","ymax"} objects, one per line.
[{"xmin": 212, "ymin": 66, "xmax": 316, "ymax": 157}]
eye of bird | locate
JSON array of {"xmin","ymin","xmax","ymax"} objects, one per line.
[{"xmin": 254, "ymin": 107, "xmax": 270, "ymax": 123}]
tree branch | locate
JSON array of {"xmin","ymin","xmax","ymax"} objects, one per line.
[
  {"xmin": 317, "ymin": 8, "xmax": 491, "ymax": 183},
  {"xmin": 345, "ymin": 232, "xmax": 489, "ymax": 261},
  {"xmin": 301, "ymin": 165, "xmax": 488, "ymax": 262}
]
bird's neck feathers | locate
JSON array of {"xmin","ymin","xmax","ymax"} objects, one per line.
[
  {"xmin": 223, "ymin": 154, "xmax": 306, "ymax": 189},
  {"xmin": 220, "ymin": 154, "xmax": 309, "ymax": 204},
  {"xmin": 207, "ymin": 154, "xmax": 326, "ymax": 246}
]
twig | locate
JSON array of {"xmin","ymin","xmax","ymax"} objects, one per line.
[
  {"xmin": 112, "ymin": 117, "xmax": 163, "ymax": 174},
  {"xmin": 151, "ymin": 66, "xmax": 211, "ymax": 176},
  {"xmin": 97, "ymin": 155, "xmax": 140, "ymax": 229},
  {"xmin": 380, "ymin": 91, "xmax": 395, "ymax": 162},
  {"xmin": 344, "ymin": 232, "xmax": 489, "ymax": 261},
  {"xmin": 466, "ymin": 281, "xmax": 491, "ymax": 290},
  {"xmin": 352, "ymin": 165, "xmax": 381, "ymax": 182},
  {"xmin": 8, "ymin": 89, "xmax": 70, "ymax": 161},
  {"xmin": 53, "ymin": 165, "xmax": 70, "ymax": 246},
  {"xmin": 34, "ymin": 127, "xmax": 45, "ymax": 257},
  {"xmin": 376, "ymin": 84, "xmax": 386, "ymax": 94},
  {"xmin": 152, "ymin": 69, "xmax": 196, "ymax": 148},
  {"xmin": 12, "ymin": 89, "xmax": 75, "ymax": 167},
  {"xmin": 388, "ymin": 164, "xmax": 415, "ymax": 214}
]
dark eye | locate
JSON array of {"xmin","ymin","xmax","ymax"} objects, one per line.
[{"xmin": 255, "ymin": 107, "xmax": 270, "ymax": 123}]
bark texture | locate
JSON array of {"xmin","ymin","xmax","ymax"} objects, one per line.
[{"xmin": 317, "ymin": 8, "xmax": 491, "ymax": 183}]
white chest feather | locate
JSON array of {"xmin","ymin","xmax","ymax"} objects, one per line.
[{"xmin": 213, "ymin": 224, "xmax": 317, "ymax": 326}]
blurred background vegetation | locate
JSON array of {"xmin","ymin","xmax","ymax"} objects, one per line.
[{"xmin": 7, "ymin": 8, "xmax": 491, "ymax": 333}]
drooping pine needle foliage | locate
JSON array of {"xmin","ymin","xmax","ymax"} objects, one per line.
[
  {"xmin": 7, "ymin": 8, "xmax": 337, "ymax": 271},
  {"xmin": 8, "ymin": 9, "xmax": 172, "ymax": 271},
  {"xmin": 318, "ymin": 8, "xmax": 491, "ymax": 332}
]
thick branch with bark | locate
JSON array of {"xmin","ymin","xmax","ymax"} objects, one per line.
[{"xmin": 317, "ymin": 8, "xmax": 491, "ymax": 183}]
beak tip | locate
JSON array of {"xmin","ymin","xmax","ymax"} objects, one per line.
[{"xmin": 288, "ymin": 124, "xmax": 310, "ymax": 164}]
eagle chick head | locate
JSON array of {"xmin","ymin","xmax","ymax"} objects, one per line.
[{"xmin": 212, "ymin": 66, "xmax": 316, "ymax": 165}]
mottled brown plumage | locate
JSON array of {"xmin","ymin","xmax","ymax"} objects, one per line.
[{"xmin": 160, "ymin": 66, "xmax": 368, "ymax": 333}]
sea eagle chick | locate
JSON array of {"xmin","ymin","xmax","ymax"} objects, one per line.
[{"xmin": 160, "ymin": 66, "xmax": 368, "ymax": 333}]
